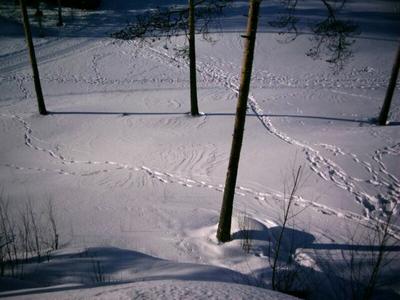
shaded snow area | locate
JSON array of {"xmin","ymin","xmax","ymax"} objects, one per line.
[{"xmin": 0, "ymin": 0, "xmax": 399, "ymax": 299}]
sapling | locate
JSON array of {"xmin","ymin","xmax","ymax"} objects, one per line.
[
  {"xmin": 316, "ymin": 204, "xmax": 399, "ymax": 300},
  {"xmin": 27, "ymin": 199, "xmax": 42, "ymax": 262},
  {"xmin": 46, "ymin": 198, "xmax": 59, "ymax": 250},
  {"xmin": 0, "ymin": 196, "xmax": 18, "ymax": 276},
  {"xmin": 271, "ymin": 166, "xmax": 303, "ymax": 291},
  {"xmin": 237, "ymin": 210, "xmax": 253, "ymax": 253}
]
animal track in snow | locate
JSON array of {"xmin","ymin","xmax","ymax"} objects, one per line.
[
  {"xmin": 138, "ymin": 43, "xmax": 399, "ymax": 219},
  {"xmin": 2, "ymin": 39, "xmax": 399, "ymax": 237},
  {"xmin": 3, "ymin": 112, "xmax": 399, "ymax": 240}
]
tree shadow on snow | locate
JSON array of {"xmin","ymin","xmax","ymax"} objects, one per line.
[
  {"xmin": 0, "ymin": 0, "xmax": 399, "ymax": 41},
  {"xmin": 49, "ymin": 111, "xmax": 189, "ymax": 116},
  {"xmin": 49, "ymin": 110, "xmax": 388, "ymax": 126},
  {"xmin": 0, "ymin": 246, "xmax": 262, "ymax": 298},
  {"xmin": 231, "ymin": 225, "xmax": 400, "ymax": 299}
]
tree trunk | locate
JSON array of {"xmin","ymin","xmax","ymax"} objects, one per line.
[
  {"xmin": 57, "ymin": 0, "xmax": 63, "ymax": 27},
  {"xmin": 19, "ymin": 0, "xmax": 47, "ymax": 115},
  {"xmin": 378, "ymin": 44, "xmax": 400, "ymax": 125},
  {"xmin": 34, "ymin": 0, "xmax": 40, "ymax": 16},
  {"xmin": 216, "ymin": 0, "xmax": 261, "ymax": 243},
  {"xmin": 188, "ymin": 0, "xmax": 200, "ymax": 116}
]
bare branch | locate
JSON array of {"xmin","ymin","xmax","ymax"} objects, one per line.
[
  {"xmin": 270, "ymin": 0, "xmax": 359, "ymax": 71},
  {"xmin": 111, "ymin": 0, "xmax": 233, "ymax": 43}
]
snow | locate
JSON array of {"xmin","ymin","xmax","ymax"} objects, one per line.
[
  {"xmin": 0, "ymin": 0, "xmax": 399, "ymax": 299},
  {"xmin": 2, "ymin": 279, "xmax": 294, "ymax": 300}
]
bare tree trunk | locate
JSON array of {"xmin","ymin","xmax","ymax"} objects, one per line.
[
  {"xmin": 34, "ymin": 0, "xmax": 40, "ymax": 16},
  {"xmin": 19, "ymin": 0, "xmax": 47, "ymax": 115},
  {"xmin": 189, "ymin": 0, "xmax": 200, "ymax": 116},
  {"xmin": 216, "ymin": 0, "xmax": 261, "ymax": 243},
  {"xmin": 57, "ymin": 0, "xmax": 63, "ymax": 27},
  {"xmin": 378, "ymin": 44, "xmax": 400, "ymax": 125}
]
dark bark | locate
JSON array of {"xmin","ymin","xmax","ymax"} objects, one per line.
[
  {"xmin": 57, "ymin": 0, "xmax": 63, "ymax": 27},
  {"xmin": 111, "ymin": 1, "xmax": 232, "ymax": 115},
  {"xmin": 189, "ymin": 0, "xmax": 200, "ymax": 116},
  {"xmin": 216, "ymin": 0, "xmax": 261, "ymax": 243},
  {"xmin": 378, "ymin": 44, "xmax": 400, "ymax": 125},
  {"xmin": 19, "ymin": 0, "xmax": 47, "ymax": 115}
]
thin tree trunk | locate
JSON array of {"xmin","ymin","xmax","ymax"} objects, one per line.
[
  {"xmin": 34, "ymin": 0, "xmax": 40, "ymax": 16},
  {"xmin": 19, "ymin": 0, "xmax": 47, "ymax": 115},
  {"xmin": 57, "ymin": 0, "xmax": 63, "ymax": 27},
  {"xmin": 216, "ymin": 0, "xmax": 261, "ymax": 243},
  {"xmin": 188, "ymin": 0, "xmax": 200, "ymax": 116},
  {"xmin": 271, "ymin": 166, "xmax": 302, "ymax": 290},
  {"xmin": 378, "ymin": 44, "xmax": 400, "ymax": 125},
  {"xmin": 362, "ymin": 207, "xmax": 395, "ymax": 300}
]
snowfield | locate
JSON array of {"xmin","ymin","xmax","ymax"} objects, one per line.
[{"xmin": 0, "ymin": 0, "xmax": 399, "ymax": 299}]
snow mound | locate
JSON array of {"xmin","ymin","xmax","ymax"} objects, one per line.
[
  {"xmin": 0, "ymin": 247, "xmax": 296, "ymax": 299},
  {"xmin": 2, "ymin": 280, "xmax": 297, "ymax": 300}
]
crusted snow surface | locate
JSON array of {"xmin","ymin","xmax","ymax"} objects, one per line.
[{"xmin": 0, "ymin": 0, "xmax": 399, "ymax": 299}]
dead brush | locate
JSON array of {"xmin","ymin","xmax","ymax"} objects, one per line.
[{"xmin": 237, "ymin": 211, "xmax": 253, "ymax": 253}]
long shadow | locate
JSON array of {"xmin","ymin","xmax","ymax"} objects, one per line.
[
  {"xmin": 49, "ymin": 111, "xmax": 189, "ymax": 116},
  {"xmin": 304, "ymin": 243, "xmax": 400, "ymax": 251},
  {"xmin": 207, "ymin": 113, "xmax": 374, "ymax": 124},
  {"xmin": 49, "ymin": 110, "xmax": 379, "ymax": 125},
  {"xmin": 0, "ymin": 247, "xmax": 256, "ymax": 297},
  {"xmin": 2, "ymin": 227, "xmax": 399, "ymax": 298},
  {"xmin": 0, "ymin": 281, "xmax": 125, "ymax": 298},
  {"xmin": 234, "ymin": 226, "xmax": 400, "ymax": 255},
  {"xmin": 233, "ymin": 226, "xmax": 400, "ymax": 298}
]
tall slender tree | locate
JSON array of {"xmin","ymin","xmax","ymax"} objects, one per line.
[
  {"xmin": 112, "ymin": 1, "xmax": 231, "ymax": 117},
  {"xmin": 378, "ymin": 44, "xmax": 400, "ymax": 126},
  {"xmin": 19, "ymin": 0, "xmax": 47, "ymax": 115},
  {"xmin": 188, "ymin": 0, "xmax": 200, "ymax": 116},
  {"xmin": 216, "ymin": 0, "xmax": 359, "ymax": 243},
  {"xmin": 216, "ymin": 0, "xmax": 261, "ymax": 242},
  {"xmin": 56, "ymin": 0, "xmax": 63, "ymax": 27}
]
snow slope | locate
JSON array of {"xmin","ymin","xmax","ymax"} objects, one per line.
[{"xmin": 0, "ymin": 0, "xmax": 399, "ymax": 298}]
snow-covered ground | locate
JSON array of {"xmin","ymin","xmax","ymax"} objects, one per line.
[{"xmin": 0, "ymin": 0, "xmax": 399, "ymax": 299}]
